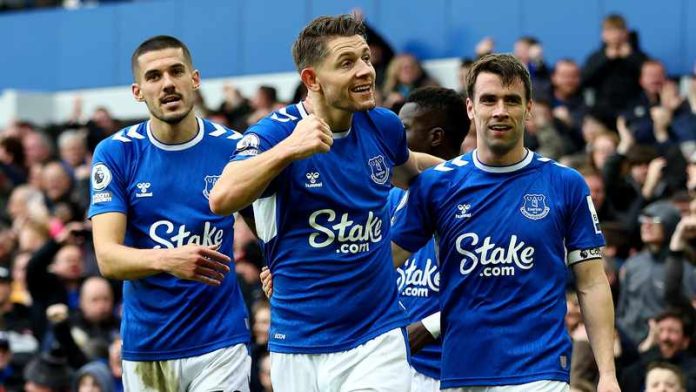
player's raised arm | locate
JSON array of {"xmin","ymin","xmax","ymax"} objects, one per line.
[
  {"xmin": 92, "ymin": 212, "xmax": 231, "ymax": 285},
  {"xmin": 209, "ymin": 114, "xmax": 332, "ymax": 216}
]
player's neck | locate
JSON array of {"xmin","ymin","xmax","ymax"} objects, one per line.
[
  {"xmin": 303, "ymin": 97, "xmax": 352, "ymax": 132},
  {"xmin": 476, "ymin": 146, "xmax": 527, "ymax": 166},
  {"xmin": 149, "ymin": 114, "xmax": 199, "ymax": 144}
]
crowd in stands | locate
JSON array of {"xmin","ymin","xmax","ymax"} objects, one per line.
[{"xmin": 1, "ymin": 10, "xmax": 696, "ymax": 392}]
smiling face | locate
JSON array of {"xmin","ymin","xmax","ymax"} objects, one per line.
[
  {"xmin": 310, "ymin": 35, "xmax": 376, "ymax": 113},
  {"xmin": 131, "ymin": 47, "xmax": 200, "ymax": 125},
  {"xmin": 466, "ymin": 72, "xmax": 531, "ymax": 164}
]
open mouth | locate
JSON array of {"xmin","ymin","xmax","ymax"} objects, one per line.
[
  {"xmin": 489, "ymin": 124, "xmax": 513, "ymax": 132},
  {"xmin": 161, "ymin": 95, "xmax": 182, "ymax": 107},
  {"xmin": 351, "ymin": 85, "xmax": 372, "ymax": 94}
]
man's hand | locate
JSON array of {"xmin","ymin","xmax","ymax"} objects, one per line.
[
  {"xmin": 160, "ymin": 245, "xmax": 231, "ymax": 286},
  {"xmin": 46, "ymin": 303, "xmax": 69, "ymax": 325},
  {"xmin": 597, "ymin": 374, "xmax": 621, "ymax": 392},
  {"xmin": 278, "ymin": 114, "xmax": 332, "ymax": 160},
  {"xmin": 260, "ymin": 266, "xmax": 273, "ymax": 298},
  {"xmin": 407, "ymin": 321, "xmax": 436, "ymax": 354},
  {"xmin": 670, "ymin": 215, "xmax": 696, "ymax": 251}
]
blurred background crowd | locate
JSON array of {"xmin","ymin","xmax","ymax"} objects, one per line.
[{"xmin": 2, "ymin": 3, "xmax": 696, "ymax": 392}]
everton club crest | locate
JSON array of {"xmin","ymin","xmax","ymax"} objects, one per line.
[
  {"xmin": 203, "ymin": 175, "xmax": 220, "ymax": 200},
  {"xmin": 368, "ymin": 155, "xmax": 390, "ymax": 185},
  {"xmin": 520, "ymin": 194, "xmax": 550, "ymax": 220}
]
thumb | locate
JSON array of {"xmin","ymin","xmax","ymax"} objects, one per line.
[{"xmin": 307, "ymin": 89, "xmax": 329, "ymax": 124}]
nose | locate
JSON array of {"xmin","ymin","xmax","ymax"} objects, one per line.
[
  {"xmin": 492, "ymin": 100, "xmax": 509, "ymax": 118},
  {"xmin": 355, "ymin": 59, "xmax": 374, "ymax": 79},
  {"xmin": 162, "ymin": 72, "xmax": 176, "ymax": 91}
]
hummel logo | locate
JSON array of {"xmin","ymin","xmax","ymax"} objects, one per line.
[
  {"xmin": 305, "ymin": 172, "xmax": 323, "ymax": 188},
  {"xmin": 455, "ymin": 204, "xmax": 472, "ymax": 219},
  {"xmin": 136, "ymin": 182, "xmax": 153, "ymax": 198}
]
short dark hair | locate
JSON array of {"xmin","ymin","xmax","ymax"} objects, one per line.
[
  {"xmin": 131, "ymin": 35, "xmax": 193, "ymax": 78},
  {"xmin": 603, "ymin": 13, "xmax": 627, "ymax": 30},
  {"xmin": 406, "ymin": 87, "xmax": 469, "ymax": 149},
  {"xmin": 292, "ymin": 14, "xmax": 366, "ymax": 72},
  {"xmin": 466, "ymin": 53, "xmax": 532, "ymax": 102},
  {"xmin": 656, "ymin": 308, "xmax": 695, "ymax": 338}
]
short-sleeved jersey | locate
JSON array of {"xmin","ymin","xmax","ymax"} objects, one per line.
[
  {"xmin": 391, "ymin": 150, "xmax": 605, "ymax": 388},
  {"xmin": 388, "ymin": 188, "xmax": 441, "ymax": 380},
  {"xmin": 231, "ymin": 103, "xmax": 409, "ymax": 353},
  {"xmin": 88, "ymin": 118, "xmax": 250, "ymax": 361}
]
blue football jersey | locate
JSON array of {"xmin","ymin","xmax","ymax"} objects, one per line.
[
  {"xmin": 88, "ymin": 118, "xmax": 250, "ymax": 361},
  {"xmin": 391, "ymin": 150, "xmax": 605, "ymax": 388},
  {"xmin": 231, "ymin": 103, "xmax": 409, "ymax": 353},
  {"xmin": 388, "ymin": 188, "xmax": 441, "ymax": 380}
]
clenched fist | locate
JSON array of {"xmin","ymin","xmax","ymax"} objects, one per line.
[{"xmin": 280, "ymin": 114, "xmax": 333, "ymax": 160}]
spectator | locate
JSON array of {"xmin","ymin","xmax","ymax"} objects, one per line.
[
  {"xmin": 23, "ymin": 351, "xmax": 72, "ymax": 392},
  {"xmin": 73, "ymin": 361, "xmax": 114, "ymax": 392},
  {"xmin": 546, "ymin": 59, "xmax": 588, "ymax": 153},
  {"xmin": 582, "ymin": 13, "xmax": 647, "ymax": 114},
  {"xmin": 620, "ymin": 309, "xmax": 696, "ymax": 391},
  {"xmin": 645, "ymin": 362, "xmax": 686, "ymax": 392},
  {"xmin": 382, "ymin": 53, "xmax": 439, "ymax": 109},
  {"xmin": 616, "ymin": 201, "xmax": 696, "ymax": 346},
  {"xmin": 26, "ymin": 223, "xmax": 87, "ymax": 342}
]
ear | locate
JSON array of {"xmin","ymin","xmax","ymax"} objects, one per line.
[
  {"xmin": 131, "ymin": 83, "xmax": 144, "ymax": 102},
  {"xmin": 430, "ymin": 127, "xmax": 444, "ymax": 147},
  {"xmin": 466, "ymin": 97, "xmax": 474, "ymax": 120},
  {"xmin": 300, "ymin": 67, "xmax": 320, "ymax": 93},
  {"xmin": 192, "ymin": 69, "xmax": 201, "ymax": 90},
  {"xmin": 525, "ymin": 99, "xmax": 533, "ymax": 121}
]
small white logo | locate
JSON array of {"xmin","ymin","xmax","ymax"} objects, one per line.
[
  {"xmin": 305, "ymin": 172, "xmax": 323, "ymax": 188},
  {"xmin": 92, "ymin": 192, "xmax": 112, "ymax": 204},
  {"xmin": 586, "ymin": 195, "xmax": 602, "ymax": 234},
  {"xmin": 91, "ymin": 163, "xmax": 112, "ymax": 191},
  {"xmin": 368, "ymin": 155, "xmax": 390, "ymax": 185},
  {"xmin": 520, "ymin": 194, "xmax": 550, "ymax": 220},
  {"xmin": 455, "ymin": 204, "xmax": 472, "ymax": 219},
  {"xmin": 236, "ymin": 134, "xmax": 260, "ymax": 157},
  {"xmin": 136, "ymin": 182, "xmax": 153, "ymax": 198},
  {"xmin": 203, "ymin": 175, "xmax": 220, "ymax": 200}
]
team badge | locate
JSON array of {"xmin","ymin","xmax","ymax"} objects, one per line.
[
  {"xmin": 520, "ymin": 194, "xmax": 550, "ymax": 220},
  {"xmin": 368, "ymin": 155, "xmax": 389, "ymax": 185},
  {"xmin": 92, "ymin": 163, "xmax": 112, "ymax": 191},
  {"xmin": 236, "ymin": 134, "xmax": 260, "ymax": 157},
  {"xmin": 203, "ymin": 175, "xmax": 220, "ymax": 200}
]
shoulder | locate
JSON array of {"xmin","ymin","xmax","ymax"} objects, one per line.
[
  {"xmin": 413, "ymin": 154, "xmax": 471, "ymax": 192},
  {"xmin": 200, "ymin": 118, "xmax": 243, "ymax": 148},
  {"xmin": 363, "ymin": 107, "xmax": 402, "ymax": 131},
  {"xmin": 534, "ymin": 155, "xmax": 586, "ymax": 185},
  {"xmin": 93, "ymin": 121, "xmax": 147, "ymax": 161},
  {"xmin": 249, "ymin": 104, "xmax": 305, "ymax": 136}
]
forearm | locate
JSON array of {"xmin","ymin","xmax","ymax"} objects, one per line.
[
  {"xmin": 412, "ymin": 151, "xmax": 444, "ymax": 171},
  {"xmin": 210, "ymin": 147, "xmax": 294, "ymax": 215},
  {"xmin": 576, "ymin": 272, "xmax": 617, "ymax": 376},
  {"xmin": 95, "ymin": 242, "xmax": 165, "ymax": 280}
]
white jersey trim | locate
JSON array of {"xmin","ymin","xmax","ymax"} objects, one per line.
[
  {"xmin": 146, "ymin": 117, "xmax": 205, "ymax": 151},
  {"xmin": 566, "ymin": 247, "xmax": 603, "ymax": 266},
  {"xmin": 472, "ymin": 149, "xmax": 533, "ymax": 173},
  {"xmin": 253, "ymin": 194, "xmax": 278, "ymax": 242}
]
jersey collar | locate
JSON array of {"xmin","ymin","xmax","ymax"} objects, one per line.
[
  {"xmin": 146, "ymin": 117, "xmax": 205, "ymax": 151},
  {"xmin": 472, "ymin": 148, "xmax": 534, "ymax": 173}
]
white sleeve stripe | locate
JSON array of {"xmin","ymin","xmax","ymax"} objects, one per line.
[
  {"xmin": 567, "ymin": 248, "xmax": 602, "ymax": 265},
  {"xmin": 253, "ymin": 195, "xmax": 278, "ymax": 242},
  {"xmin": 421, "ymin": 312, "xmax": 441, "ymax": 339}
]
